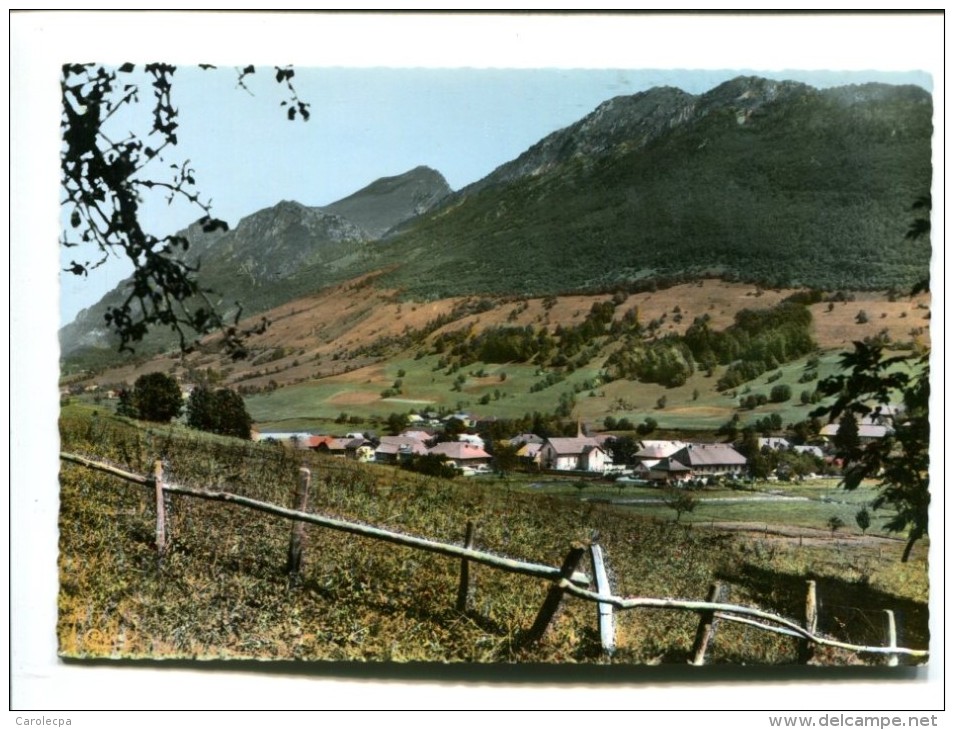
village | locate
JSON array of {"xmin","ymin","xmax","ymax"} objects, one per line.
[{"xmin": 248, "ymin": 409, "xmax": 881, "ymax": 486}]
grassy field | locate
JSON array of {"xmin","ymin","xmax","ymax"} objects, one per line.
[
  {"xmin": 244, "ymin": 353, "xmax": 613, "ymax": 430},
  {"xmin": 243, "ymin": 348, "xmax": 852, "ymax": 433},
  {"xmin": 57, "ymin": 405, "xmax": 929, "ymax": 666}
]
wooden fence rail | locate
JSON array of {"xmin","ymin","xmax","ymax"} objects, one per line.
[
  {"xmin": 59, "ymin": 452, "xmax": 590, "ymax": 587},
  {"xmin": 558, "ymin": 580, "xmax": 928, "ymax": 659},
  {"xmin": 59, "ymin": 451, "xmax": 929, "ymax": 663}
]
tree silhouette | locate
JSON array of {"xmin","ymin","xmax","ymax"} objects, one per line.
[
  {"xmin": 826, "ymin": 515, "xmax": 845, "ymax": 535},
  {"xmin": 812, "ymin": 197, "xmax": 931, "ymax": 562},
  {"xmin": 832, "ymin": 411, "xmax": 861, "ymax": 459},
  {"xmin": 60, "ymin": 63, "xmax": 309, "ymax": 357},
  {"xmin": 126, "ymin": 372, "xmax": 183, "ymax": 423},
  {"xmin": 664, "ymin": 487, "xmax": 696, "ymax": 522},
  {"xmin": 187, "ymin": 385, "xmax": 252, "ymax": 439},
  {"xmin": 855, "ymin": 506, "xmax": 871, "ymax": 535}
]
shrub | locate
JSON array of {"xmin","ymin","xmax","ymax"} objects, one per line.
[
  {"xmin": 827, "ymin": 515, "xmax": 846, "ymax": 534},
  {"xmin": 855, "ymin": 507, "xmax": 871, "ymax": 535},
  {"xmin": 770, "ymin": 384, "xmax": 793, "ymax": 403},
  {"xmin": 664, "ymin": 488, "xmax": 697, "ymax": 522},
  {"xmin": 128, "ymin": 372, "xmax": 183, "ymax": 423},
  {"xmin": 636, "ymin": 417, "xmax": 658, "ymax": 436},
  {"xmin": 187, "ymin": 386, "xmax": 253, "ymax": 439}
]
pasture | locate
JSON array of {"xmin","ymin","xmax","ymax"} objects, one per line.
[{"xmin": 57, "ymin": 405, "xmax": 929, "ymax": 666}]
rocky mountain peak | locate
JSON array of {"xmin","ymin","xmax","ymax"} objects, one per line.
[
  {"xmin": 465, "ymin": 79, "xmax": 800, "ymax": 194},
  {"xmin": 322, "ymin": 166, "xmax": 452, "ymax": 238}
]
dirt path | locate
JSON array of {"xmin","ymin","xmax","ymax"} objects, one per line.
[
  {"xmin": 696, "ymin": 520, "xmax": 905, "ymax": 549},
  {"xmin": 605, "ymin": 494, "xmax": 810, "ymax": 505}
]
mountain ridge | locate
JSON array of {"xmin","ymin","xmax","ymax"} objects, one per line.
[
  {"xmin": 59, "ymin": 165, "xmax": 453, "ymax": 357},
  {"xmin": 60, "ymin": 75, "xmax": 933, "ymax": 366}
]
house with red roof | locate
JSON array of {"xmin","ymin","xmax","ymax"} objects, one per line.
[{"xmin": 427, "ymin": 441, "xmax": 492, "ymax": 469}]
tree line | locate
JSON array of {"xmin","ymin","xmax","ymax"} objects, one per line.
[
  {"xmin": 604, "ymin": 300, "xmax": 816, "ymax": 389},
  {"xmin": 117, "ymin": 372, "xmax": 252, "ymax": 439}
]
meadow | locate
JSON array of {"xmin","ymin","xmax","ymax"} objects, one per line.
[{"xmin": 57, "ymin": 405, "xmax": 928, "ymax": 666}]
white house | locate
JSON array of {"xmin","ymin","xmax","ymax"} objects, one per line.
[
  {"xmin": 539, "ymin": 436, "xmax": 611, "ymax": 473},
  {"xmin": 793, "ymin": 445, "xmax": 824, "ymax": 459}
]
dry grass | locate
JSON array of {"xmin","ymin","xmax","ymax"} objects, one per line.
[
  {"xmin": 57, "ymin": 406, "xmax": 928, "ymax": 667},
  {"xmin": 85, "ymin": 277, "xmax": 929, "ymax": 405}
]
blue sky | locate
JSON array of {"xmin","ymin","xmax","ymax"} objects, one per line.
[{"xmin": 58, "ymin": 64, "xmax": 931, "ymax": 325}]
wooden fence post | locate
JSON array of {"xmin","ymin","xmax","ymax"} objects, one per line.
[
  {"xmin": 286, "ymin": 467, "xmax": 311, "ymax": 575},
  {"xmin": 521, "ymin": 545, "xmax": 586, "ymax": 647},
  {"xmin": 456, "ymin": 520, "xmax": 476, "ymax": 612},
  {"xmin": 884, "ymin": 609, "xmax": 899, "ymax": 667},
  {"xmin": 690, "ymin": 581, "xmax": 727, "ymax": 666},
  {"xmin": 800, "ymin": 580, "xmax": 818, "ymax": 664},
  {"xmin": 590, "ymin": 544, "xmax": 616, "ymax": 657},
  {"xmin": 153, "ymin": 459, "xmax": 167, "ymax": 557}
]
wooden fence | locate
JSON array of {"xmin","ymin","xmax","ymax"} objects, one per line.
[{"xmin": 59, "ymin": 452, "xmax": 928, "ymax": 665}]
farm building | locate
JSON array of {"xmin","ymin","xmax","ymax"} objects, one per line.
[
  {"xmin": 648, "ymin": 457, "xmax": 693, "ymax": 483},
  {"xmin": 649, "ymin": 443, "xmax": 747, "ymax": 483},
  {"xmin": 793, "ymin": 444, "xmax": 824, "ymax": 459},
  {"xmin": 635, "ymin": 440, "xmax": 688, "ymax": 459},
  {"xmin": 539, "ymin": 436, "xmax": 611, "ymax": 473},
  {"xmin": 375, "ymin": 435, "xmax": 429, "ymax": 464},
  {"xmin": 819, "ymin": 422, "xmax": 892, "ymax": 443},
  {"xmin": 427, "ymin": 441, "xmax": 493, "ymax": 469},
  {"xmin": 819, "ymin": 406, "xmax": 901, "ymax": 443},
  {"xmin": 515, "ymin": 441, "xmax": 544, "ymax": 469},
  {"xmin": 311, "ymin": 436, "xmax": 374, "ymax": 461}
]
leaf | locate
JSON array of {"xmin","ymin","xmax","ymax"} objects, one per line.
[
  {"xmin": 200, "ymin": 217, "xmax": 229, "ymax": 233},
  {"xmin": 243, "ymin": 65, "xmax": 255, "ymax": 75},
  {"xmin": 118, "ymin": 62, "xmax": 135, "ymax": 73}
]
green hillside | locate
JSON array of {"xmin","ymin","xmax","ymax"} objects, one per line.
[
  {"xmin": 367, "ymin": 83, "xmax": 932, "ymax": 298},
  {"xmin": 60, "ymin": 78, "xmax": 933, "ymax": 376}
]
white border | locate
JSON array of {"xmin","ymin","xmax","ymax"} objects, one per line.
[{"xmin": 9, "ymin": 10, "xmax": 946, "ymax": 718}]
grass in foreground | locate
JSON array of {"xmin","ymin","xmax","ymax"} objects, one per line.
[{"xmin": 57, "ymin": 407, "xmax": 929, "ymax": 665}]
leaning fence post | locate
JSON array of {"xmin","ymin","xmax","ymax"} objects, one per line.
[
  {"xmin": 153, "ymin": 459, "xmax": 167, "ymax": 557},
  {"xmin": 590, "ymin": 544, "xmax": 616, "ymax": 657},
  {"xmin": 521, "ymin": 545, "xmax": 586, "ymax": 648},
  {"xmin": 884, "ymin": 609, "xmax": 899, "ymax": 667},
  {"xmin": 455, "ymin": 520, "xmax": 476, "ymax": 612},
  {"xmin": 800, "ymin": 580, "xmax": 818, "ymax": 664},
  {"xmin": 690, "ymin": 581, "xmax": 728, "ymax": 666},
  {"xmin": 286, "ymin": 467, "xmax": 312, "ymax": 575}
]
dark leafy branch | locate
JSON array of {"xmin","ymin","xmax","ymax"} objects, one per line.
[
  {"xmin": 811, "ymin": 196, "xmax": 931, "ymax": 563},
  {"xmin": 60, "ymin": 62, "xmax": 309, "ymax": 358},
  {"xmin": 812, "ymin": 343, "xmax": 929, "ymax": 562},
  {"xmin": 276, "ymin": 65, "xmax": 311, "ymax": 121}
]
